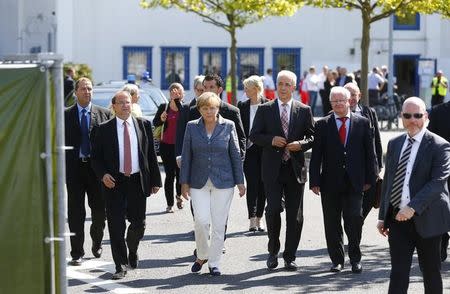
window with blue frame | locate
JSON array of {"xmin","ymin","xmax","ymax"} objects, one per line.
[
  {"xmin": 272, "ymin": 48, "xmax": 302, "ymax": 84},
  {"xmin": 199, "ymin": 47, "xmax": 227, "ymax": 80},
  {"xmin": 161, "ymin": 47, "xmax": 190, "ymax": 90},
  {"xmin": 237, "ymin": 48, "xmax": 264, "ymax": 90},
  {"xmin": 122, "ymin": 46, "xmax": 152, "ymax": 80},
  {"xmin": 394, "ymin": 13, "xmax": 420, "ymax": 30}
]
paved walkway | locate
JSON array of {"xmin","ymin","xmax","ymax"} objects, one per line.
[{"xmin": 67, "ymin": 130, "xmax": 450, "ymax": 293}]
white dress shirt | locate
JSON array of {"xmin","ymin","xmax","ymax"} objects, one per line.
[
  {"xmin": 263, "ymin": 74, "xmax": 275, "ymax": 90},
  {"xmin": 398, "ymin": 127, "xmax": 426, "ymax": 208},
  {"xmin": 116, "ymin": 116, "xmax": 140, "ymax": 174}
]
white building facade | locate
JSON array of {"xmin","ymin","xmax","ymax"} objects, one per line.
[{"xmin": 1, "ymin": 0, "xmax": 449, "ymax": 103}]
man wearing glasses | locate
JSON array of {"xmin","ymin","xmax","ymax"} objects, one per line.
[
  {"xmin": 377, "ymin": 97, "xmax": 450, "ymax": 293},
  {"xmin": 310, "ymin": 86, "xmax": 376, "ymax": 273}
]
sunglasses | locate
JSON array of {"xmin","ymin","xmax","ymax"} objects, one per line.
[{"xmin": 402, "ymin": 113, "xmax": 424, "ymax": 119}]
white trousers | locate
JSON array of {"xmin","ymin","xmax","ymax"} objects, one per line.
[{"xmin": 190, "ymin": 179, "xmax": 234, "ymax": 268}]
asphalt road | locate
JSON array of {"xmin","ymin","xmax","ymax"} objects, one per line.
[{"xmin": 67, "ymin": 130, "xmax": 450, "ymax": 293}]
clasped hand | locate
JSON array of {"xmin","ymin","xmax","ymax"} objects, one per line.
[{"xmin": 272, "ymin": 136, "xmax": 301, "ymax": 151}]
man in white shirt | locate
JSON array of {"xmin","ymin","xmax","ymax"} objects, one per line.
[
  {"xmin": 263, "ymin": 68, "xmax": 276, "ymax": 100},
  {"xmin": 377, "ymin": 97, "xmax": 450, "ymax": 294},
  {"xmin": 368, "ymin": 67, "xmax": 385, "ymax": 106},
  {"xmin": 305, "ymin": 66, "xmax": 320, "ymax": 115}
]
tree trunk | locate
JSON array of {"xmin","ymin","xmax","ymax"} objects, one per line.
[
  {"xmin": 229, "ymin": 27, "xmax": 237, "ymax": 106},
  {"xmin": 360, "ymin": 12, "xmax": 371, "ymax": 106}
]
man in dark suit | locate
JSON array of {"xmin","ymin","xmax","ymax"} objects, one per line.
[
  {"xmin": 336, "ymin": 67, "xmax": 353, "ymax": 87},
  {"xmin": 310, "ymin": 86, "xmax": 376, "ymax": 273},
  {"xmin": 65, "ymin": 77, "xmax": 111, "ymax": 266},
  {"xmin": 250, "ymin": 70, "xmax": 315, "ymax": 271},
  {"xmin": 91, "ymin": 91, "xmax": 162, "ymax": 279},
  {"xmin": 378, "ymin": 97, "xmax": 450, "ymax": 294},
  {"xmin": 428, "ymin": 101, "xmax": 450, "ymax": 261},
  {"xmin": 345, "ymin": 83, "xmax": 383, "ymax": 219},
  {"xmin": 175, "ymin": 73, "xmax": 246, "ymax": 162}
]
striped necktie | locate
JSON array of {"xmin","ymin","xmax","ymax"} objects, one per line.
[
  {"xmin": 281, "ymin": 103, "xmax": 290, "ymax": 161},
  {"xmin": 390, "ymin": 137, "xmax": 415, "ymax": 208}
]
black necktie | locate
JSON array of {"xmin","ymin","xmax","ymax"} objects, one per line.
[
  {"xmin": 390, "ymin": 138, "xmax": 415, "ymax": 208},
  {"xmin": 80, "ymin": 109, "xmax": 90, "ymax": 157}
]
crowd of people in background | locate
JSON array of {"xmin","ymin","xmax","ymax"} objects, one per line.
[{"xmin": 64, "ymin": 66, "xmax": 449, "ymax": 294}]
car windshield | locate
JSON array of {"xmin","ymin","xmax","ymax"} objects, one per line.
[{"xmin": 93, "ymin": 88, "xmax": 159, "ymax": 116}]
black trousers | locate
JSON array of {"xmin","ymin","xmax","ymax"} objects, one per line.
[
  {"xmin": 321, "ymin": 174, "xmax": 363, "ymax": 265},
  {"xmin": 159, "ymin": 142, "xmax": 181, "ymax": 207},
  {"xmin": 431, "ymin": 94, "xmax": 445, "ymax": 107},
  {"xmin": 104, "ymin": 173, "xmax": 146, "ymax": 272},
  {"xmin": 243, "ymin": 145, "xmax": 266, "ymax": 219},
  {"xmin": 264, "ymin": 161, "xmax": 304, "ymax": 262},
  {"xmin": 67, "ymin": 160, "xmax": 106, "ymax": 259},
  {"xmin": 388, "ymin": 219, "xmax": 442, "ymax": 294},
  {"xmin": 369, "ymin": 89, "xmax": 380, "ymax": 106}
]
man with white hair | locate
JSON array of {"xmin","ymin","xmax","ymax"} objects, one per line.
[
  {"xmin": 378, "ymin": 97, "xmax": 450, "ymax": 293},
  {"xmin": 250, "ymin": 70, "xmax": 315, "ymax": 271},
  {"xmin": 310, "ymin": 86, "xmax": 376, "ymax": 274}
]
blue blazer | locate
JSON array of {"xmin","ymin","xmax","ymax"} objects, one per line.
[
  {"xmin": 180, "ymin": 115, "xmax": 244, "ymax": 189},
  {"xmin": 379, "ymin": 130, "xmax": 450, "ymax": 238}
]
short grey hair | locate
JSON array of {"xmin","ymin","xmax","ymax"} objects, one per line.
[
  {"xmin": 402, "ymin": 97, "xmax": 426, "ymax": 112},
  {"xmin": 329, "ymin": 86, "xmax": 350, "ymax": 100},
  {"xmin": 243, "ymin": 75, "xmax": 264, "ymax": 98},
  {"xmin": 193, "ymin": 75, "xmax": 205, "ymax": 89},
  {"xmin": 122, "ymin": 83, "xmax": 139, "ymax": 97},
  {"xmin": 276, "ymin": 70, "xmax": 297, "ymax": 87}
]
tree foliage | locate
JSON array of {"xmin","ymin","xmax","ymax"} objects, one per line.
[
  {"xmin": 140, "ymin": 0, "xmax": 304, "ymax": 105},
  {"xmin": 306, "ymin": 0, "xmax": 450, "ymax": 105}
]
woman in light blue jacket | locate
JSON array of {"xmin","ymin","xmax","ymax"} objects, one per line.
[{"xmin": 180, "ymin": 92, "xmax": 245, "ymax": 276}]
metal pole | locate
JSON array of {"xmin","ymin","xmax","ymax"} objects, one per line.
[
  {"xmin": 48, "ymin": 54, "xmax": 68, "ymax": 294},
  {"xmin": 43, "ymin": 64, "xmax": 56, "ymax": 294},
  {"xmin": 388, "ymin": 15, "xmax": 394, "ymax": 98}
]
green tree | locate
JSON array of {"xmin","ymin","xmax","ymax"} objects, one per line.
[
  {"xmin": 306, "ymin": 0, "xmax": 449, "ymax": 105},
  {"xmin": 140, "ymin": 0, "xmax": 304, "ymax": 105}
]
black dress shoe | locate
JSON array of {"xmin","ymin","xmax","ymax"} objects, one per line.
[
  {"xmin": 68, "ymin": 258, "xmax": 82, "ymax": 266},
  {"xmin": 330, "ymin": 263, "xmax": 343, "ymax": 272},
  {"xmin": 129, "ymin": 252, "xmax": 139, "ymax": 269},
  {"xmin": 91, "ymin": 245, "xmax": 102, "ymax": 258},
  {"xmin": 191, "ymin": 259, "xmax": 207, "ymax": 273},
  {"xmin": 266, "ymin": 254, "xmax": 278, "ymax": 269},
  {"xmin": 284, "ymin": 260, "xmax": 298, "ymax": 271},
  {"xmin": 351, "ymin": 262, "xmax": 362, "ymax": 273},
  {"xmin": 111, "ymin": 270, "xmax": 127, "ymax": 280},
  {"xmin": 209, "ymin": 267, "xmax": 221, "ymax": 276}
]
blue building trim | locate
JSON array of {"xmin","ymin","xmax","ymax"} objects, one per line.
[
  {"xmin": 122, "ymin": 46, "xmax": 152, "ymax": 80},
  {"xmin": 393, "ymin": 13, "xmax": 420, "ymax": 31},
  {"xmin": 198, "ymin": 47, "xmax": 227, "ymax": 80},
  {"xmin": 272, "ymin": 47, "xmax": 302, "ymax": 85},
  {"xmin": 237, "ymin": 47, "xmax": 264, "ymax": 90},
  {"xmin": 161, "ymin": 46, "xmax": 190, "ymax": 90}
]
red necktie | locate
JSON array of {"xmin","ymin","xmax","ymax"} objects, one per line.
[
  {"xmin": 123, "ymin": 121, "xmax": 132, "ymax": 176},
  {"xmin": 338, "ymin": 117, "xmax": 347, "ymax": 145}
]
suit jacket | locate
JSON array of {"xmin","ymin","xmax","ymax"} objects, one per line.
[
  {"xmin": 179, "ymin": 116, "xmax": 244, "ymax": 189},
  {"xmin": 359, "ymin": 105, "xmax": 383, "ymax": 171},
  {"xmin": 175, "ymin": 98, "xmax": 246, "ymax": 159},
  {"xmin": 309, "ymin": 112, "xmax": 377, "ymax": 193},
  {"xmin": 237, "ymin": 97, "xmax": 269, "ymax": 138},
  {"xmin": 378, "ymin": 130, "xmax": 450, "ymax": 238},
  {"xmin": 65, "ymin": 103, "xmax": 111, "ymax": 181},
  {"xmin": 90, "ymin": 116, "xmax": 162, "ymax": 196},
  {"xmin": 336, "ymin": 75, "xmax": 353, "ymax": 86},
  {"xmin": 428, "ymin": 101, "xmax": 450, "ymax": 142},
  {"xmin": 249, "ymin": 99, "xmax": 315, "ymax": 184}
]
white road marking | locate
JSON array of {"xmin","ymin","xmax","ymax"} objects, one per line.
[{"xmin": 67, "ymin": 259, "xmax": 147, "ymax": 294}]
